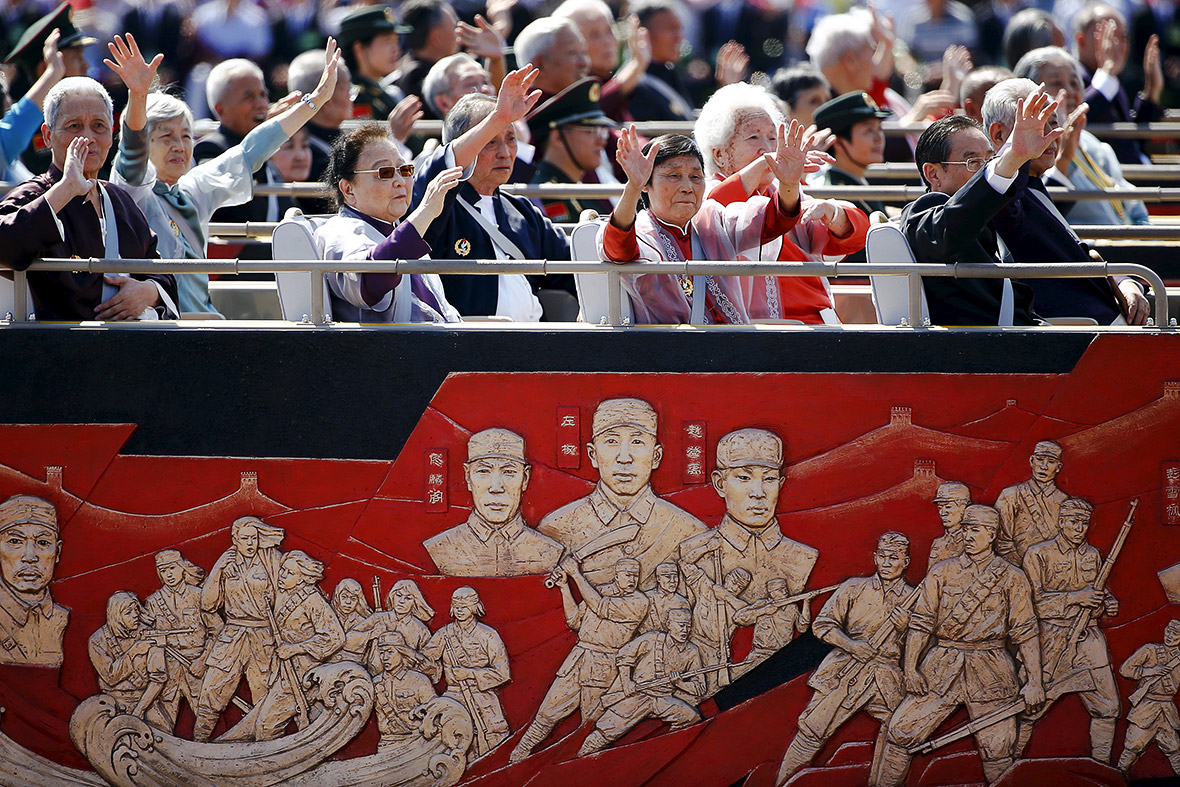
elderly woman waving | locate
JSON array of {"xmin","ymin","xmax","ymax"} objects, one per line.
[{"xmin": 106, "ymin": 35, "xmax": 342, "ymax": 316}]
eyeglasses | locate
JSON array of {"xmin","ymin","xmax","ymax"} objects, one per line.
[
  {"xmin": 353, "ymin": 164, "xmax": 415, "ymax": 179},
  {"xmin": 939, "ymin": 155, "xmax": 996, "ymax": 173}
]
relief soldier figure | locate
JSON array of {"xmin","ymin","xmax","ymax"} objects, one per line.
[
  {"xmin": 776, "ymin": 533, "xmax": 914, "ymax": 783},
  {"xmin": 678, "ymin": 429, "xmax": 819, "ymax": 604},
  {"xmin": 511, "ymin": 556, "xmax": 650, "ymax": 762},
  {"xmin": 539, "ymin": 398, "xmax": 707, "ymax": 590},
  {"xmin": 639, "ymin": 562, "xmax": 690, "ymax": 634},
  {"xmin": 193, "ymin": 516, "xmax": 285, "ymax": 741},
  {"xmin": 1017, "ymin": 498, "xmax": 1120, "ymax": 762},
  {"xmin": 873, "ymin": 505, "xmax": 1044, "ymax": 786},
  {"xmin": 0, "ymin": 495, "xmax": 68, "ymax": 666},
  {"xmin": 88, "ymin": 591, "xmax": 170, "ymax": 729},
  {"xmin": 578, "ymin": 607, "xmax": 706, "ymax": 757},
  {"xmin": 346, "ymin": 579, "xmax": 436, "ymax": 677},
  {"xmin": 928, "ymin": 482, "xmax": 971, "ymax": 565},
  {"xmin": 143, "ymin": 550, "xmax": 222, "ymax": 730},
  {"xmin": 329, "ymin": 578, "xmax": 373, "ymax": 663},
  {"xmin": 372, "ymin": 630, "xmax": 439, "ymax": 750},
  {"xmin": 425, "ymin": 429, "xmax": 563, "ymax": 577},
  {"xmin": 1117, "ymin": 619, "xmax": 1180, "ymax": 775},
  {"xmin": 681, "ymin": 557, "xmax": 750, "ymax": 692},
  {"xmin": 995, "ymin": 441, "xmax": 1068, "ymax": 565},
  {"xmin": 423, "ymin": 587, "xmax": 511, "ymax": 757},
  {"xmin": 732, "ymin": 576, "xmax": 811, "ymax": 679}
]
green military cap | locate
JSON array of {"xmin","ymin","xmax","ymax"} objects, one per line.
[
  {"xmin": 5, "ymin": 3, "xmax": 96, "ymax": 68},
  {"xmin": 526, "ymin": 77, "xmax": 616, "ymax": 142},
  {"xmin": 813, "ymin": 91, "xmax": 892, "ymax": 136},
  {"xmin": 337, "ymin": 5, "xmax": 411, "ymax": 50}
]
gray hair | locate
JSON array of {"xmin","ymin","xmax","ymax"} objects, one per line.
[
  {"xmin": 806, "ymin": 12, "xmax": 874, "ymax": 74},
  {"xmin": 694, "ymin": 82, "xmax": 784, "ymax": 178},
  {"xmin": 553, "ymin": 0, "xmax": 614, "ymax": 24},
  {"xmin": 423, "ymin": 53, "xmax": 480, "ymax": 117},
  {"xmin": 981, "ymin": 77, "xmax": 1039, "ymax": 134},
  {"xmin": 44, "ymin": 77, "xmax": 114, "ymax": 130},
  {"xmin": 515, "ymin": 17, "xmax": 582, "ymax": 69},
  {"xmin": 130, "ymin": 93, "xmax": 195, "ymax": 137},
  {"xmin": 443, "ymin": 92, "xmax": 496, "ymax": 144},
  {"xmin": 205, "ymin": 58, "xmax": 265, "ymax": 118},
  {"xmin": 288, "ymin": 50, "xmax": 351, "ymax": 97},
  {"xmin": 1013, "ymin": 46, "xmax": 1081, "ymax": 84}
]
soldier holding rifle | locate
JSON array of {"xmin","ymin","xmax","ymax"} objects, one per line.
[{"xmin": 1118, "ymin": 619, "xmax": 1180, "ymax": 774}]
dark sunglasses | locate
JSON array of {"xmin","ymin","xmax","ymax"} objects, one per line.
[{"xmin": 352, "ymin": 164, "xmax": 415, "ymax": 179}]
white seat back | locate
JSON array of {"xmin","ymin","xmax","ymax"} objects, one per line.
[
  {"xmin": 0, "ymin": 276, "xmax": 33, "ymax": 320},
  {"xmin": 865, "ymin": 221, "xmax": 929, "ymax": 326},
  {"xmin": 571, "ymin": 215, "xmax": 633, "ymax": 324},
  {"xmin": 272, "ymin": 210, "xmax": 332, "ymax": 322}
]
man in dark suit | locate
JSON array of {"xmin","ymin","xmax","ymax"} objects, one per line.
[
  {"xmin": 901, "ymin": 94, "xmax": 1065, "ymax": 327},
  {"xmin": 412, "ymin": 65, "xmax": 569, "ymax": 320}
]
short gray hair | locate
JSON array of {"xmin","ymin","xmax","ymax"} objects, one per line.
[
  {"xmin": 423, "ymin": 53, "xmax": 480, "ymax": 117},
  {"xmin": 44, "ymin": 77, "xmax": 113, "ymax": 130},
  {"xmin": 140, "ymin": 92, "xmax": 194, "ymax": 136},
  {"xmin": 806, "ymin": 11, "xmax": 874, "ymax": 74},
  {"xmin": 443, "ymin": 93, "xmax": 496, "ymax": 144},
  {"xmin": 981, "ymin": 77, "xmax": 1039, "ymax": 133},
  {"xmin": 553, "ymin": 0, "xmax": 614, "ymax": 24},
  {"xmin": 695, "ymin": 82, "xmax": 784, "ymax": 178},
  {"xmin": 515, "ymin": 17, "xmax": 582, "ymax": 68},
  {"xmin": 1013, "ymin": 46, "xmax": 1080, "ymax": 84},
  {"xmin": 205, "ymin": 58, "xmax": 265, "ymax": 118},
  {"xmin": 288, "ymin": 50, "xmax": 351, "ymax": 97}
]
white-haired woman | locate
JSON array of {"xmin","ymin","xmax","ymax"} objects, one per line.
[{"xmin": 105, "ymin": 35, "xmax": 342, "ymax": 316}]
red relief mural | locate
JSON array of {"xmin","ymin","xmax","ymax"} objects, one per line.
[{"xmin": 2, "ymin": 336, "xmax": 1180, "ymax": 785}]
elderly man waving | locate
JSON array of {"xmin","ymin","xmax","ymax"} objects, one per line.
[{"xmin": 0, "ymin": 76, "xmax": 176, "ymax": 321}]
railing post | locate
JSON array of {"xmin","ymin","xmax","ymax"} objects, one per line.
[
  {"xmin": 607, "ymin": 269, "xmax": 622, "ymax": 327},
  {"xmin": 310, "ymin": 269, "xmax": 325, "ymax": 326},
  {"xmin": 13, "ymin": 269, "xmax": 27, "ymax": 322},
  {"xmin": 907, "ymin": 272, "xmax": 922, "ymax": 327}
]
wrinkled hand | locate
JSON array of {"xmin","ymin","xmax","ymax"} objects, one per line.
[
  {"xmin": 95, "ymin": 275, "xmax": 160, "ymax": 321},
  {"xmin": 1021, "ymin": 681, "xmax": 1045, "ymax": 710},
  {"xmin": 1118, "ymin": 279, "xmax": 1150, "ymax": 325},
  {"xmin": 104, "ymin": 33, "xmax": 162, "ymax": 95},
  {"xmin": 940, "ymin": 45, "xmax": 972, "ymax": 99},
  {"xmin": 1144, "ymin": 34, "xmax": 1164, "ymax": 104},
  {"xmin": 306, "ymin": 37, "xmax": 341, "ymax": 108},
  {"xmin": 801, "ymin": 199, "xmax": 840, "ymax": 227},
  {"xmin": 1056, "ymin": 97, "xmax": 1088, "ymax": 168},
  {"xmin": 458, "ymin": 15, "xmax": 506, "ymax": 59},
  {"xmin": 904, "ymin": 668, "xmax": 928, "ymax": 695},
  {"xmin": 388, "ymin": 95, "xmax": 424, "ymax": 143},
  {"xmin": 61, "ymin": 136, "xmax": 94, "ymax": 200},
  {"xmin": 616, "ymin": 124, "xmax": 658, "ymax": 187},
  {"xmin": 407, "ymin": 165, "xmax": 462, "ymax": 232},
  {"xmin": 493, "ymin": 64, "xmax": 541, "ymax": 125},
  {"xmin": 41, "ymin": 28, "xmax": 64, "ymax": 82},
  {"xmin": 764, "ymin": 119, "xmax": 812, "ymax": 188},
  {"xmin": 805, "ymin": 126, "xmax": 836, "ymax": 154},
  {"xmin": 627, "ymin": 17, "xmax": 652, "ymax": 69},
  {"xmin": 715, "ymin": 41, "xmax": 748, "ymax": 87},
  {"xmin": 908, "ymin": 89, "xmax": 957, "ymax": 122},
  {"xmin": 1007, "ymin": 88, "xmax": 1062, "ymax": 166},
  {"xmin": 268, "ymin": 91, "xmax": 301, "ymax": 119}
]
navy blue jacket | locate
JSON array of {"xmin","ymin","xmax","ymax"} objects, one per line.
[{"xmin": 1081, "ymin": 65, "xmax": 1159, "ymax": 165}]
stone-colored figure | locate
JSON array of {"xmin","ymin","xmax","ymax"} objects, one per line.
[
  {"xmin": 330, "ymin": 578, "xmax": 373, "ymax": 663},
  {"xmin": 928, "ymin": 482, "xmax": 971, "ymax": 565},
  {"xmin": 539, "ymin": 398, "xmax": 707, "ymax": 590},
  {"xmin": 425, "ymin": 429, "xmax": 563, "ymax": 577},
  {"xmin": 732, "ymin": 577, "xmax": 811, "ymax": 679},
  {"xmin": 1018, "ymin": 498, "xmax": 1120, "ymax": 762},
  {"xmin": 224, "ymin": 550, "xmax": 345, "ymax": 741},
  {"xmin": 88, "ymin": 591, "xmax": 169, "ymax": 729},
  {"xmin": 678, "ymin": 429, "xmax": 819, "ymax": 604},
  {"xmin": 0, "ymin": 495, "xmax": 67, "ymax": 666},
  {"xmin": 639, "ymin": 562, "xmax": 690, "ymax": 634},
  {"xmin": 346, "ymin": 579, "xmax": 436, "ymax": 676},
  {"xmin": 373, "ymin": 630, "xmax": 438, "ymax": 750},
  {"xmin": 1118, "ymin": 620, "xmax": 1180, "ymax": 774},
  {"xmin": 776, "ymin": 533, "xmax": 914, "ymax": 784},
  {"xmin": 510, "ymin": 557, "xmax": 650, "ymax": 763},
  {"xmin": 681, "ymin": 558, "xmax": 750, "ymax": 693},
  {"xmin": 193, "ymin": 516, "xmax": 285, "ymax": 741},
  {"xmin": 143, "ymin": 550, "xmax": 222, "ymax": 730},
  {"xmin": 873, "ymin": 505, "xmax": 1044, "ymax": 786},
  {"xmin": 578, "ymin": 607, "xmax": 706, "ymax": 756},
  {"xmin": 423, "ymin": 587, "xmax": 511, "ymax": 757},
  {"xmin": 995, "ymin": 441, "xmax": 1068, "ymax": 565}
]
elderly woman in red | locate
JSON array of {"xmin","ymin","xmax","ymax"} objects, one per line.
[
  {"xmin": 696, "ymin": 82, "xmax": 869, "ymax": 324},
  {"xmin": 598, "ymin": 122, "xmax": 818, "ymax": 325}
]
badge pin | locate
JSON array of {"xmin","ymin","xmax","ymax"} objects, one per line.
[{"xmin": 455, "ymin": 238, "xmax": 471, "ymax": 256}]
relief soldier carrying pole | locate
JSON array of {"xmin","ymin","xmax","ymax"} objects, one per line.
[
  {"xmin": 680, "ymin": 555, "xmax": 749, "ymax": 692},
  {"xmin": 732, "ymin": 577, "xmax": 818, "ymax": 678},
  {"xmin": 1118, "ymin": 619, "xmax": 1180, "ymax": 775}
]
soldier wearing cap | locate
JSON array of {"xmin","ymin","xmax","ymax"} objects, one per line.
[
  {"xmin": 0, "ymin": 494, "xmax": 67, "ymax": 666},
  {"xmin": 1118, "ymin": 619, "xmax": 1180, "ymax": 775},
  {"xmin": 373, "ymin": 629, "xmax": 437, "ymax": 749},
  {"xmin": 995, "ymin": 440, "xmax": 1069, "ymax": 566},
  {"xmin": 539, "ymin": 398, "xmax": 706, "ymax": 590},
  {"xmin": 338, "ymin": 5, "xmax": 409, "ymax": 121},
  {"xmin": 810, "ymin": 91, "xmax": 892, "ymax": 223},
  {"xmin": 527, "ymin": 77, "xmax": 616, "ymax": 224},
  {"xmin": 873, "ymin": 504, "xmax": 1043, "ymax": 786},
  {"xmin": 928, "ymin": 481, "xmax": 972, "ymax": 565},
  {"xmin": 679, "ymin": 429, "xmax": 818, "ymax": 606},
  {"xmin": 425, "ymin": 428, "xmax": 563, "ymax": 576},
  {"xmin": 639, "ymin": 561, "xmax": 689, "ymax": 634},
  {"xmin": 1018, "ymin": 497, "xmax": 1120, "ymax": 762}
]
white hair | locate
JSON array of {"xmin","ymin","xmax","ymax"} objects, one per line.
[
  {"xmin": 44, "ymin": 77, "xmax": 113, "ymax": 130},
  {"xmin": 288, "ymin": 50, "xmax": 351, "ymax": 97},
  {"xmin": 1013, "ymin": 46, "xmax": 1080, "ymax": 84},
  {"xmin": 443, "ymin": 93, "xmax": 496, "ymax": 143},
  {"xmin": 422, "ymin": 53, "xmax": 480, "ymax": 116},
  {"xmin": 205, "ymin": 58, "xmax": 265, "ymax": 118},
  {"xmin": 515, "ymin": 17, "xmax": 582, "ymax": 68},
  {"xmin": 694, "ymin": 83, "xmax": 785, "ymax": 178},
  {"xmin": 553, "ymin": 0, "xmax": 614, "ymax": 24},
  {"xmin": 981, "ymin": 77, "xmax": 1039, "ymax": 133},
  {"xmin": 806, "ymin": 12, "xmax": 874, "ymax": 74}
]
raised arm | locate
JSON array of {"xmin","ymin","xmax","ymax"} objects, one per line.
[
  {"xmin": 272, "ymin": 38, "xmax": 341, "ymax": 139},
  {"xmin": 994, "ymin": 89, "xmax": 1063, "ymax": 180},
  {"xmin": 608, "ymin": 124, "xmax": 659, "ymax": 232},
  {"xmin": 450, "ymin": 65, "xmax": 540, "ymax": 170},
  {"xmin": 21, "ymin": 29, "xmax": 66, "ymax": 118}
]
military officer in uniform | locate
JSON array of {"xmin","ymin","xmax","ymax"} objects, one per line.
[
  {"xmin": 809, "ymin": 92, "xmax": 892, "ymax": 231},
  {"xmin": 928, "ymin": 481, "xmax": 972, "ymax": 566},
  {"xmin": 425, "ymin": 428, "xmax": 563, "ymax": 577},
  {"xmin": 0, "ymin": 494, "xmax": 67, "ymax": 666},
  {"xmin": 873, "ymin": 505, "xmax": 1044, "ymax": 786},
  {"xmin": 776, "ymin": 533, "xmax": 914, "ymax": 783},
  {"xmin": 639, "ymin": 562, "xmax": 689, "ymax": 634},
  {"xmin": 373, "ymin": 631, "xmax": 438, "ymax": 750},
  {"xmin": 995, "ymin": 441, "xmax": 1069, "ymax": 565},
  {"xmin": 337, "ymin": 6, "xmax": 409, "ymax": 121},
  {"xmin": 539, "ymin": 397, "xmax": 707, "ymax": 590},
  {"xmin": 1118, "ymin": 619, "xmax": 1180, "ymax": 775},
  {"xmin": 680, "ymin": 560, "xmax": 749, "ymax": 692}
]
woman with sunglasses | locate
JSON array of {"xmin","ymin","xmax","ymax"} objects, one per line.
[
  {"xmin": 317, "ymin": 123, "xmax": 464, "ymax": 322},
  {"xmin": 106, "ymin": 36, "xmax": 343, "ymax": 317}
]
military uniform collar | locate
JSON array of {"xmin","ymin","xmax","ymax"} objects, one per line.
[
  {"xmin": 0, "ymin": 580, "xmax": 52, "ymax": 625},
  {"xmin": 960, "ymin": 550, "xmax": 995, "ymax": 567},
  {"xmin": 465, "ymin": 511, "xmax": 526, "ymax": 544},
  {"xmin": 717, "ymin": 515, "xmax": 782, "ymax": 551},
  {"xmin": 590, "ymin": 483, "xmax": 656, "ymax": 525},
  {"xmin": 1054, "ymin": 533, "xmax": 1082, "ymax": 553},
  {"xmin": 870, "ymin": 574, "xmax": 908, "ymax": 596},
  {"xmin": 1028, "ymin": 478, "xmax": 1057, "ymax": 497}
]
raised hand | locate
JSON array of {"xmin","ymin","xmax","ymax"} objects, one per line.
[
  {"xmin": 939, "ymin": 44, "xmax": 972, "ymax": 100},
  {"xmin": 1009, "ymin": 89, "xmax": 1063, "ymax": 163},
  {"xmin": 1055, "ymin": 97, "xmax": 1088, "ymax": 170},
  {"xmin": 306, "ymin": 37, "xmax": 341, "ymax": 109},
  {"xmin": 61, "ymin": 136, "xmax": 94, "ymax": 199},
  {"xmin": 1144, "ymin": 34, "xmax": 1164, "ymax": 104},
  {"xmin": 1094, "ymin": 19, "xmax": 1121, "ymax": 75},
  {"xmin": 805, "ymin": 126, "xmax": 836, "ymax": 154},
  {"xmin": 104, "ymin": 33, "xmax": 163, "ymax": 96},
  {"xmin": 406, "ymin": 166, "xmax": 463, "ymax": 235},
  {"xmin": 41, "ymin": 28, "xmax": 64, "ymax": 82},
  {"xmin": 763, "ymin": 119, "xmax": 812, "ymax": 188},
  {"xmin": 388, "ymin": 95, "xmax": 424, "ymax": 143},
  {"xmin": 616, "ymin": 124, "xmax": 658, "ymax": 187},
  {"xmin": 493, "ymin": 64, "xmax": 541, "ymax": 125},
  {"xmin": 627, "ymin": 16, "xmax": 651, "ymax": 69},
  {"xmin": 715, "ymin": 41, "xmax": 748, "ymax": 87},
  {"xmin": 267, "ymin": 91, "xmax": 301, "ymax": 119},
  {"xmin": 457, "ymin": 15, "xmax": 506, "ymax": 59},
  {"xmin": 906, "ymin": 89, "xmax": 957, "ymax": 123}
]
